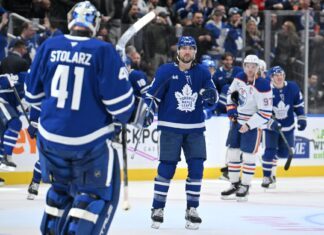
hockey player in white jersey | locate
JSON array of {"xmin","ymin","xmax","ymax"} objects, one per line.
[
  {"xmin": 145, "ymin": 36, "xmax": 217, "ymax": 230},
  {"xmin": 221, "ymin": 54, "xmax": 273, "ymax": 201},
  {"xmin": 24, "ymin": 2, "xmax": 138, "ymax": 234},
  {"xmin": 261, "ymin": 66, "xmax": 306, "ymax": 189}
]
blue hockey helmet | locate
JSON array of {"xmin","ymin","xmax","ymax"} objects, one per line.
[
  {"xmin": 177, "ymin": 36, "xmax": 197, "ymax": 50},
  {"xmin": 67, "ymin": 1, "xmax": 101, "ymax": 37},
  {"xmin": 200, "ymin": 54, "xmax": 212, "ymax": 62},
  {"xmin": 202, "ymin": 59, "xmax": 216, "ymax": 68},
  {"xmin": 269, "ymin": 66, "xmax": 285, "ymax": 77}
]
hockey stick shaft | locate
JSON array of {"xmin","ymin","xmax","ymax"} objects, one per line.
[
  {"xmin": 121, "ymin": 124, "xmax": 130, "ymax": 210},
  {"xmin": 278, "ymin": 128, "xmax": 294, "ymax": 170},
  {"xmin": 12, "ymin": 86, "xmax": 31, "ymax": 125}
]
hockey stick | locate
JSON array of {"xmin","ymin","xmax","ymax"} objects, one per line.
[
  {"xmin": 277, "ymin": 128, "xmax": 294, "ymax": 170},
  {"xmin": 116, "ymin": 11, "xmax": 156, "ymax": 211},
  {"xmin": 12, "ymin": 85, "xmax": 31, "ymax": 125},
  {"xmin": 121, "ymin": 124, "xmax": 130, "ymax": 210},
  {"xmin": 116, "ymin": 11, "xmax": 156, "ymax": 61}
]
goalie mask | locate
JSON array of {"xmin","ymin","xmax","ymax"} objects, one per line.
[{"xmin": 67, "ymin": 1, "xmax": 101, "ymax": 37}]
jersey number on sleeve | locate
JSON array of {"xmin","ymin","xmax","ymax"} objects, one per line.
[{"xmin": 51, "ymin": 64, "xmax": 84, "ymax": 110}]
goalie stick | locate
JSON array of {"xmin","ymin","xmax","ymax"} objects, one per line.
[{"xmin": 116, "ymin": 11, "xmax": 157, "ymax": 211}]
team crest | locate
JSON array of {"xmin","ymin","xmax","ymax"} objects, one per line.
[
  {"xmin": 273, "ymin": 100, "xmax": 290, "ymax": 119},
  {"xmin": 175, "ymin": 84, "xmax": 197, "ymax": 112},
  {"xmin": 238, "ymin": 88, "xmax": 247, "ymax": 106}
]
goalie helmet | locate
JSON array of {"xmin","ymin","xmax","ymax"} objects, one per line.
[
  {"xmin": 67, "ymin": 1, "xmax": 101, "ymax": 37},
  {"xmin": 177, "ymin": 36, "xmax": 197, "ymax": 50}
]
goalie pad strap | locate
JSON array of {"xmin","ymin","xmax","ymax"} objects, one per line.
[
  {"xmin": 68, "ymin": 208, "xmax": 99, "ymax": 224},
  {"xmin": 45, "ymin": 205, "xmax": 64, "ymax": 217}
]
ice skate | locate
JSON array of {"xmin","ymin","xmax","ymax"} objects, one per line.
[
  {"xmin": 185, "ymin": 207, "xmax": 202, "ymax": 230},
  {"xmin": 27, "ymin": 182, "xmax": 39, "ymax": 200},
  {"xmin": 236, "ymin": 184, "xmax": 250, "ymax": 202},
  {"xmin": 221, "ymin": 181, "xmax": 240, "ymax": 200},
  {"xmin": 0, "ymin": 155, "xmax": 16, "ymax": 171},
  {"xmin": 151, "ymin": 208, "xmax": 164, "ymax": 229},
  {"xmin": 261, "ymin": 176, "xmax": 276, "ymax": 190},
  {"xmin": 0, "ymin": 177, "xmax": 4, "ymax": 186}
]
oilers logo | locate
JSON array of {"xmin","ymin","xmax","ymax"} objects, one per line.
[{"xmin": 238, "ymin": 88, "xmax": 247, "ymax": 106}]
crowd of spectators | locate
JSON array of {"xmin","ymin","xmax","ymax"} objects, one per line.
[{"xmin": 0, "ymin": 0, "xmax": 324, "ymax": 113}]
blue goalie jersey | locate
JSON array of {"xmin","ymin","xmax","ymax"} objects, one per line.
[
  {"xmin": 147, "ymin": 62, "xmax": 215, "ymax": 134},
  {"xmin": 25, "ymin": 35, "xmax": 135, "ymax": 150},
  {"xmin": 272, "ymin": 81, "xmax": 305, "ymax": 132}
]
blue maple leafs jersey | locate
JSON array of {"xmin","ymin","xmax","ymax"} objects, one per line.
[
  {"xmin": 272, "ymin": 81, "xmax": 305, "ymax": 131},
  {"xmin": 25, "ymin": 35, "xmax": 135, "ymax": 150},
  {"xmin": 147, "ymin": 62, "xmax": 216, "ymax": 134},
  {"xmin": 128, "ymin": 69, "xmax": 149, "ymax": 98}
]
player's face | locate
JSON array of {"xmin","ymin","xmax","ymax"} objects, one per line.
[
  {"xmin": 244, "ymin": 63, "xmax": 258, "ymax": 79},
  {"xmin": 178, "ymin": 46, "xmax": 196, "ymax": 63},
  {"xmin": 223, "ymin": 56, "xmax": 233, "ymax": 69},
  {"xmin": 272, "ymin": 73, "xmax": 285, "ymax": 87}
]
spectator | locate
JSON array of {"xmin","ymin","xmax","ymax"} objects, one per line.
[
  {"xmin": 122, "ymin": 3, "xmax": 140, "ymax": 25},
  {"xmin": 245, "ymin": 19, "xmax": 264, "ymax": 57},
  {"xmin": 265, "ymin": 0, "xmax": 293, "ymax": 10},
  {"xmin": 272, "ymin": 21, "xmax": 300, "ymax": 84},
  {"xmin": 0, "ymin": 39, "xmax": 29, "ymax": 74},
  {"xmin": 0, "ymin": 8, "xmax": 8, "ymax": 61},
  {"xmin": 223, "ymin": 7, "xmax": 243, "ymax": 59},
  {"xmin": 245, "ymin": 3, "xmax": 261, "ymax": 26},
  {"xmin": 183, "ymin": 11, "xmax": 213, "ymax": 61},
  {"xmin": 308, "ymin": 74, "xmax": 324, "ymax": 113}
]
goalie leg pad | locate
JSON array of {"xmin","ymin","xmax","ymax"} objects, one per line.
[{"xmin": 40, "ymin": 185, "xmax": 73, "ymax": 235}]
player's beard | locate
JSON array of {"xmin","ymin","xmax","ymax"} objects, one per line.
[{"xmin": 178, "ymin": 53, "xmax": 195, "ymax": 64}]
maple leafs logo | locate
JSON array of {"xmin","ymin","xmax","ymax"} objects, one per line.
[
  {"xmin": 273, "ymin": 100, "xmax": 290, "ymax": 120},
  {"xmin": 175, "ymin": 84, "xmax": 198, "ymax": 112}
]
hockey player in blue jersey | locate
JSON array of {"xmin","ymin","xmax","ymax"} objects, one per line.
[
  {"xmin": 0, "ymin": 73, "xmax": 26, "ymax": 172},
  {"xmin": 24, "ymin": 2, "xmax": 137, "ymax": 234},
  {"xmin": 261, "ymin": 66, "xmax": 307, "ymax": 189},
  {"xmin": 145, "ymin": 36, "xmax": 217, "ymax": 230},
  {"xmin": 221, "ymin": 54, "xmax": 273, "ymax": 201}
]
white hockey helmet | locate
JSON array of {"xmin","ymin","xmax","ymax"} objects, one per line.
[
  {"xmin": 243, "ymin": 54, "xmax": 259, "ymax": 66},
  {"xmin": 67, "ymin": 1, "xmax": 101, "ymax": 37},
  {"xmin": 258, "ymin": 59, "xmax": 267, "ymax": 72}
]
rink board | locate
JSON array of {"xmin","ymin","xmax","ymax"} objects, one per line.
[{"xmin": 1, "ymin": 115, "xmax": 324, "ymax": 184}]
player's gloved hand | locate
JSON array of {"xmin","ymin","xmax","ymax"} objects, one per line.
[
  {"xmin": 5, "ymin": 73, "xmax": 19, "ymax": 87},
  {"xmin": 297, "ymin": 118, "xmax": 307, "ymax": 131},
  {"xmin": 267, "ymin": 119, "xmax": 281, "ymax": 132},
  {"xmin": 27, "ymin": 125, "xmax": 37, "ymax": 139},
  {"xmin": 200, "ymin": 88, "xmax": 218, "ymax": 106},
  {"xmin": 226, "ymin": 104, "xmax": 238, "ymax": 122},
  {"xmin": 143, "ymin": 108, "xmax": 154, "ymax": 127},
  {"xmin": 230, "ymin": 91, "xmax": 239, "ymax": 105}
]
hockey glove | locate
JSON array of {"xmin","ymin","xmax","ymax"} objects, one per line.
[
  {"xmin": 203, "ymin": 108, "xmax": 213, "ymax": 120},
  {"xmin": 200, "ymin": 88, "xmax": 218, "ymax": 106},
  {"xmin": 230, "ymin": 91, "xmax": 239, "ymax": 105},
  {"xmin": 27, "ymin": 124, "xmax": 37, "ymax": 139},
  {"xmin": 226, "ymin": 104, "xmax": 238, "ymax": 122},
  {"xmin": 297, "ymin": 118, "xmax": 307, "ymax": 131},
  {"xmin": 143, "ymin": 108, "xmax": 154, "ymax": 127},
  {"xmin": 267, "ymin": 119, "xmax": 281, "ymax": 132}
]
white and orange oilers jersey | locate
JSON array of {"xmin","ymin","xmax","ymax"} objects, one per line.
[{"xmin": 227, "ymin": 72, "xmax": 273, "ymax": 129}]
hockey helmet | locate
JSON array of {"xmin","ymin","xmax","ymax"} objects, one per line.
[
  {"xmin": 243, "ymin": 54, "xmax": 259, "ymax": 66},
  {"xmin": 202, "ymin": 59, "xmax": 216, "ymax": 68},
  {"xmin": 269, "ymin": 66, "xmax": 285, "ymax": 77},
  {"xmin": 258, "ymin": 59, "xmax": 267, "ymax": 72},
  {"xmin": 177, "ymin": 36, "xmax": 197, "ymax": 50},
  {"xmin": 200, "ymin": 54, "xmax": 212, "ymax": 62},
  {"xmin": 67, "ymin": 1, "xmax": 101, "ymax": 37}
]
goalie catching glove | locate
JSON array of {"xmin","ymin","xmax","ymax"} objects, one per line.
[{"xmin": 128, "ymin": 97, "xmax": 154, "ymax": 128}]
